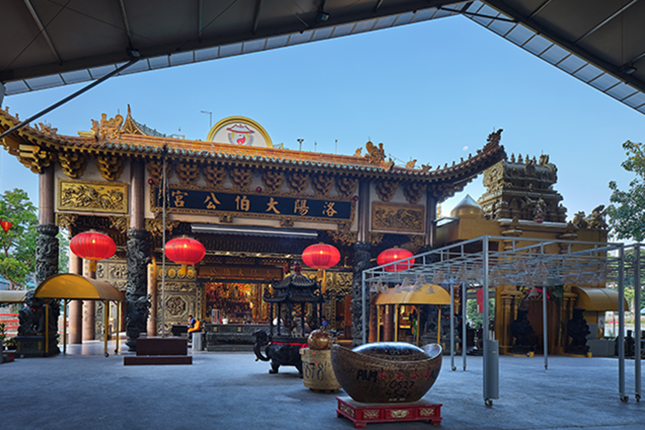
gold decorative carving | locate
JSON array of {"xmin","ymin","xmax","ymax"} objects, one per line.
[
  {"xmin": 363, "ymin": 410, "xmax": 380, "ymax": 419},
  {"xmin": 375, "ymin": 179, "xmax": 399, "ymax": 202},
  {"xmin": 261, "ymin": 170, "xmax": 284, "ymax": 193},
  {"xmin": 230, "ymin": 167, "xmax": 253, "ymax": 190},
  {"xmin": 365, "ymin": 141, "xmax": 385, "ymax": 165},
  {"xmin": 55, "ymin": 213, "xmax": 78, "ymax": 230},
  {"xmin": 58, "ymin": 180, "xmax": 127, "ymax": 213},
  {"xmin": 58, "ymin": 152, "xmax": 87, "ymax": 178},
  {"xmin": 96, "ymin": 154, "xmax": 125, "ymax": 181},
  {"xmin": 390, "ymin": 410, "xmax": 409, "ymax": 418},
  {"xmin": 419, "ymin": 408, "xmax": 435, "ymax": 417},
  {"xmin": 407, "ymin": 234, "xmax": 425, "ymax": 250},
  {"xmin": 17, "ymin": 144, "xmax": 54, "ymax": 173},
  {"xmin": 109, "ymin": 216, "xmax": 130, "ymax": 234},
  {"xmin": 219, "ymin": 214, "xmax": 234, "ymax": 223},
  {"xmin": 280, "ymin": 218, "xmax": 294, "ymax": 227},
  {"xmin": 369, "ymin": 232, "xmax": 384, "ymax": 246},
  {"xmin": 336, "ymin": 177, "xmax": 358, "ymax": 198},
  {"xmin": 337, "ymin": 221, "xmax": 352, "ymax": 231},
  {"xmin": 91, "ymin": 113, "xmax": 124, "ymax": 141},
  {"xmin": 203, "ymin": 163, "xmax": 226, "ymax": 187},
  {"xmin": 311, "ymin": 173, "xmax": 334, "ymax": 197},
  {"xmin": 353, "ymin": 148, "xmax": 362, "ymax": 157},
  {"xmin": 372, "ymin": 202, "xmax": 424, "ymax": 233},
  {"xmin": 339, "ymin": 403, "xmax": 355, "ymax": 418},
  {"xmin": 147, "ymin": 159, "xmax": 173, "ymax": 182},
  {"xmin": 176, "ymin": 160, "xmax": 200, "ymax": 186},
  {"xmin": 35, "ymin": 122, "xmax": 58, "ymax": 137},
  {"xmin": 145, "ymin": 218, "xmax": 180, "ymax": 236},
  {"xmin": 328, "ymin": 230, "xmax": 357, "ymax": 246},
  {"xmin": 405, "ymin": 159, "xmax": 416, "ymax": 169},
  {"xmin": 286, "ymin": 171, "xmax": 309, "ymax": 194},
  {"xmin": 428, "ymin": 183, "xmax": 457, "ymax": 202},
  {"xmin": 403, "ymin": 182, "xmax": 426, "ymax": 204}
]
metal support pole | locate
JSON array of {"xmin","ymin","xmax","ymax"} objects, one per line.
[
  {"xmin": 482, "ymin": 236, "xmax": 498, "ymax": 406},
  {"xmin": 104, "ymin": 300, "xmax": 109, "ymax": 357},
  {"xmin": 619, "ymin": 245, "xmax": 626, "ymax": 401},
  {"xmin": 635, "ymin": 245, "xmax": 641, "ymax": 402},
  {"xmin": 63, "ymin": 299, "xmax": 68, "ymax": 355},
  {"xmin": 161, "ymin": 151, "xmax": 167, "ymax": 337},
  {"xmin": 45, "ymin": 302, "xmax": 49, "ymax": 356},
  {"xmin": 543, "ymin": 282, "xmax": 548, "ymax": 370},
  {"xmin": 462, "ymin": 281, "xmax": 467, "ymax": 371},
  {"xmin": 450, "ymin": 284, "xmax": 455, "ymax": 371},
  {"xmin": 361, "ymin": 271, "xmax": 367, "ymax": 345},
  {"xmin": 116, "ymin": 302, "xmax": 120, "ymax": 354}
]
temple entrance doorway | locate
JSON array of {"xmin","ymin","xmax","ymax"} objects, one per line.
[{"xmin": 204, "ymin": 282, "xmax": 270, "ymax": 324}]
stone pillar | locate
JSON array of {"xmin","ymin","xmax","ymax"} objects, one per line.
[
  {"xmin": 147, "ymin": 258, "xmax": 158, "ymax": 337},
  {"xmin": 425, "ymin": 190, "xmax": 438, "ymax": 248},
  {"xmin": 82, "ymin": 261, "xmax": 95, "ymax": 341},
  {"xmin": 351, "ymin": 180, "xmax": 371, "ymax": 345},
  {"xmin": 126, "ymin": 161, "xmax": 150, "ymax": 350},
  {"xmin": 68, "ymin": 253, "xmax": 83, "ymax": 344},
  {"xmin": 125, "ymin": 228, "xmax": 150, "ymax": 350}
]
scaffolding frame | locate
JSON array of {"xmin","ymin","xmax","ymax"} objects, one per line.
[{"xmin": 362, "ymin": 235, "xmax": 643, "ymax": 404}]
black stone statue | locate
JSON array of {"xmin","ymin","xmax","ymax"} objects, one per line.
[
  {"xmin": 510, "ymin": 308, "xmax": 535, "ymax": 354},
  {"xmin": 566, "ymin": 307, "xmax": 590, "ymax": 355},
  {"xmin": 125, "ymin": 228, "xmax": 150, "ymax": 351},
  {"xmin": 350, "ymin": 241, "xmax": 371, "ymax": 345}
]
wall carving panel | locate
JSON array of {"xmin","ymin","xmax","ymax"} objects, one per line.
[
  {"xmin": 372, "ymin": 202, "xmax": 425, "ymax": 233},
  {"xmin": 58, "ymin": 180, "xmax": 128, "ymax": 214}
]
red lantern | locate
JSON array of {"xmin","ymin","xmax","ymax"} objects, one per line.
[
  {"xmin": 70, "ymin": 231, "xmax": 117, "ymax": 271},
  {"xmin": 0, "ymin": 220, "xmax": 12, "ymax": 233},
  {"xmin": 165, "ymin": 237, "xmax": 205, "ymax": 274},
  {"xmin": 302, "ymin": 243, "xmax": 340, "ymax": 269},
  {"xmin": 377, "ymin": 247, "xmax": 415, "ymax": 272}
]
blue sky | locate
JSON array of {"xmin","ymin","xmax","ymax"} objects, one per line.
[{"xmin": 2, "ymin": 15, "xmax": 644, "ymax": 219}]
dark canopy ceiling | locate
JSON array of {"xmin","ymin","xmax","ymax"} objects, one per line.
[{"xmin": 1, "ymin": 1, "xmax": 644, "ymax": 115}]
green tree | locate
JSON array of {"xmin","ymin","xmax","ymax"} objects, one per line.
[
  {"xmin": 466, "ymin": 298, "xmax": 495, "ymax": 329},
  {"xmin": 608, "ymin": 140, "xmax": 645, "ymax": 241},
  {"xmin": 0, "ymin": 189, "xmax": 38, "ymax": 289}
]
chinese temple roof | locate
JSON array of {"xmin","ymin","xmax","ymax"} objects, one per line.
[{"xmin": 0, "ymin": 106, "xmax": 505, "ymax": 191}]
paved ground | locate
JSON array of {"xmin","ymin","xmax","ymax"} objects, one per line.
[{"xmin": 1, "ymin": 342, "xmax": 643, "ymax": 430}]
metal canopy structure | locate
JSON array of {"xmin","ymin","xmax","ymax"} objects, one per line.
[
  {"xmin": 363, "ymin": 235, "xmax": 643, "ymax": 404},
  {"xmin": 2, "ymin": 1, "xmax": 645, "ymax": 115}
]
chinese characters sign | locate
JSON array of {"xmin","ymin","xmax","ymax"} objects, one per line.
[{"xmin": 153, "ymin": 186, "xmax": 353, "ymax": 222}]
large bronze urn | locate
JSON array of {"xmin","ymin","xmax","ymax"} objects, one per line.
[{"xmin": 330, "ymin": 342, "xmax": 442, "ymax": 403}]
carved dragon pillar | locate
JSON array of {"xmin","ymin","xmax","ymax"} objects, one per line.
[
  {"xmin": 125, "ymin": 161, "xmax": 151, "ymax": 350},
  {"xmin": 351, "ymin": 180, "xmax": 371, "ymax": 345}
]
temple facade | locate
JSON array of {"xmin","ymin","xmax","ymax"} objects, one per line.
[{"xmin": 0, "ymin": 106, "xmax": 505, "ymax": 348}]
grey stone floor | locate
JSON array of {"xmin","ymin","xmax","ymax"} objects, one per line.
[{"xmin": 0, "ymin": 341, "xmax": 643, "ymax": 430}]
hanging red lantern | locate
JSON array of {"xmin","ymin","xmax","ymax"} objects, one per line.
[
  {"xmin": 0, "ymin": 220, "xmax": 12, "ymax": 233},
  {"xmin": 377, "ymin": 247, "xmax": 415, "ymax": 272},
  {"xmin": 302, "ymin": 243, "xmax": 340, "ymax": 269},
  {"xmin": 165, "ymin": 237, "xmax": 206, "ymax": 275},
  {"xmin": 70, "ymin": 231, "xmax": 117, "ymax": 271}
]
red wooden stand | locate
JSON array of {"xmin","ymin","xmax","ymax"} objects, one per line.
[{"xmin": 336, "ymin": 396, "xmax": 442, "ymax": 428}]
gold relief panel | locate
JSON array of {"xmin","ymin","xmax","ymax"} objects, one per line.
[
  {"xmin": 58, "ymin": 180, "xmax": 128, "ymax": 214},
  {"xmin": 372, "ymin": 202, "xmax": 424, "ymax": 233},
  {"xmin": 327, "ymin": 229, "xmax": 357, "ymax": 247},
  {"xmin": 109, "ymin": 216, "xmax": 130, "ymax": 234},
  {"xmin": 144, "ymin": 218, "xmax": 180, "ymax": 237}
]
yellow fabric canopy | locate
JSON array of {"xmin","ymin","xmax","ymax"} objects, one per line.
[
  {"xmin": 34, "ymin": 273, "xmax": 124, "ymax": 301},
  {"xmin": 374, "ymin": 284, "xmax": 451, "ymax": 306},
  {"xmin": 0, "ymin": 290, "xmax": 28, "ymax": 303},
  {"xmin": 572, "ymin": 286, "xmax": 626, "ymax": 312}
]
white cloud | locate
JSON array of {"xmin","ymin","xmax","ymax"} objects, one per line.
[{"xmin": 462, "ymin": 145, "xmax": 469, "ymax": 151}]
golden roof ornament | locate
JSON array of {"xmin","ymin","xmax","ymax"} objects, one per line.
[{"xmin": 90, "ymin": 113, "xmax": 123, "ymax": 141}]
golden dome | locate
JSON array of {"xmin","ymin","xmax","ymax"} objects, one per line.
[{"xmin": 450, "ymin": 195, "xmax": 483, "ymax": 218}]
